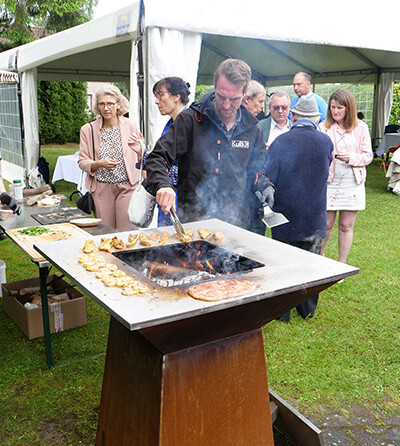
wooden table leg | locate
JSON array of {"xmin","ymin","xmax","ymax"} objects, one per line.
[{"xmin": 96, "ymin": 318, "xmax": 274, "ymax": 446}]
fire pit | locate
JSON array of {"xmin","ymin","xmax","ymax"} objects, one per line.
[
  {"xmin": 112, "ymin": 240, "xmax": 264, "ymax": 287},
  {"xmin": 34, "ymin": 219, "xmax": 359, "ymax": 446}
]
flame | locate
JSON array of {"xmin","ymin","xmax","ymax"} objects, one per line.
[
  {"xmin": 148, "ymin": 262, "xmax": 156, "ymax": 279},
  {"xmin": 196, "ymin": 260, "xmax": 204, "ymax": 270},
  {"xmin": 205, "ymin": 260, "xmax": 214, "ymax": 272}
]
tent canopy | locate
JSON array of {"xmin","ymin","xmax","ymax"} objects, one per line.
[
  {"xmin": 0, "ymin": 0, "xmax": 399, "ymax": 181},
  {"xmin": 2, "ymin": 0, "xmax": 400, "ymax": 84}
]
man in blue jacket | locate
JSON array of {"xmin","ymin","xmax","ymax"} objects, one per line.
[
  {"xmin": 258, "ymin": 95, "xmax": 333, "ymax": 321},
  {"xmin": 146, "ymin": 59, "xmax": 269, "ymax": 229}
]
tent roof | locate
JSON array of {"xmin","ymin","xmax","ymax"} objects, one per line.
[{"xmin": 1, "ymin": 0, "xmax": 400, "ymax": 85}]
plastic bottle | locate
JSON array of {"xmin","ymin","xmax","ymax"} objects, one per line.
[{"xmin": 13, "ymin": 179, "xmax": 23, "ymax": 203}]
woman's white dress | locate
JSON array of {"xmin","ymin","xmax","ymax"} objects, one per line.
[{"xmin": 327, "ymin": 127, "xmax": 366, "ymax": 211}]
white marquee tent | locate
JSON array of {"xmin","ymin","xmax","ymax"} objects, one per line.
[{"xmin": 1, "ymin": 0, "xmax": 400, "ymax": 183}]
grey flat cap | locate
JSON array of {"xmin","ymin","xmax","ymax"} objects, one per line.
[{"xmin": 291, "ymin": 95, "xmax": 321, "ymax": 117}]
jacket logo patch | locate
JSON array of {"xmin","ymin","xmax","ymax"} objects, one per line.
[{"xmin": 232, "ymin": 140, "xmax": 249, "ymax": 149}]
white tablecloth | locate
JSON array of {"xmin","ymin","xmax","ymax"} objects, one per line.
[
  {"xmin": 376, "ymin": 133, "xmax": 400, "ymax": 156},
  {"xmin": 52, "ymin": 152, "xmax": 88, "ymax": 193},
  {"xmin": 387, "ymin": 147, "xmax": 400, "ymax": 195}
]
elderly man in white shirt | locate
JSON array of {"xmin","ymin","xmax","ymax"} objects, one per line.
[{"xmin": 259, "ymin": 92, "xmax": 292, "ymax": 148}]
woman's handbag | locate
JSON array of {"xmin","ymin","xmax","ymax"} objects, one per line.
[
  {"xmin": 128, "ymin": 140, "xmax": 156, "ymax": 227},
  {"xmin": 70, "ymin": 123, "xmax": 96, "ymax": 214},
  {"xmin": 71, "ymin": 189, "xmax": 95, "ymax": 214}
]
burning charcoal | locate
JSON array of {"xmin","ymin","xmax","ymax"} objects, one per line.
[{"xmin": 112, "ymin": 240, "xmax": 264, "ymax": 288}]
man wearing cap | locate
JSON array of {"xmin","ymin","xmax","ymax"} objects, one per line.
[
  {"xmin": 256, "ymin": 95, "xmax": 333, "ymax": 321},
  {"xmin": 291, "ymin": 72, "xmax": 327, "ymax": 123}
]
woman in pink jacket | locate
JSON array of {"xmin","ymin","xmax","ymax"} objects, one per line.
[
  {"xmin": 318, "ymin": 89, "xmax": 373, "ymax": 263},
  {"xmin": 78, "ymin": 85, "xmax": 141, "ymax": 231}
]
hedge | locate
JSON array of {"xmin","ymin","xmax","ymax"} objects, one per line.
[{"xmin": 38, "ymin": 80, "xmax": 89, "ymax": 144}]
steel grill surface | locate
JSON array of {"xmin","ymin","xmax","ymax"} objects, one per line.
[{"xmin": 33, "ymin": 219, "xmax": 359, "ymax": 331}]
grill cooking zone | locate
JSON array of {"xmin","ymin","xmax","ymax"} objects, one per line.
[{"xmin": 112, "ymin": 240, "xmax": 264, "ymax": 287}]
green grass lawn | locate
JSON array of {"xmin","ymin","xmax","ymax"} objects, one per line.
[{"xmin": 0, "ymin": 146, "xmax": 399, "ymax": 445}]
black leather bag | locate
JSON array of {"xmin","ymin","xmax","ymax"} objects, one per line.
[
  {"xmin": 70, "ymin": 122, "xmax": 96, "ymax": 215},
  {"xmin": 70, "ymin": 190, "xmax": 95, "ymax": 214}
]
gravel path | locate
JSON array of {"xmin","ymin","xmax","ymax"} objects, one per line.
[{"xmin": 274, "ymin": 404, "xmax": 400, "ymax": 446}]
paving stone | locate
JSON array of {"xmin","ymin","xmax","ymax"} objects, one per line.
[
  {"xmin": 273, "ymin": 403, "xmax": 400, "ymax": 445},
  {"xmin": 386, "ymin": 427, "xmax": 400, "ymax": 445},
  {"xmin": 347, "ymin": 425, "xmax": 393, "ymax": 446},
  {"xmin": 322, "ymin": 428, "xmax": 355, "ymax": 446}
]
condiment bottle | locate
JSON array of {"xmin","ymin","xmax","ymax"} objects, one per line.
[{"xmin": 13, "ymin": 179, "xmax": 24, "ymax": 203}]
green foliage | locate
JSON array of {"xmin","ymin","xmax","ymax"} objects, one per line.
[
  {"xmin": 195, "ymin": 84, "xmax": 214, "ymax": 101},
  {"xmin": 388, "ymin": 82, "xmax": 400, "ymax": 125},
  {"xmin": 114, "ymin": 81, "xmax": 128, "ymax": 98},
  {"xmin": 1, "ymin": 1, "xmax": 96, "ymax": 145},
  {"xmin": 0, "ymin": 0, "xmax": 97, "ymax": 46},
  {"xmin": 38, "ymin": 81, "xmax": 88, "ymax": 144}
]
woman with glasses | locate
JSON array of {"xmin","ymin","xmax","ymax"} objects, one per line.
[
  {"xmin": 130, "ymin": 77, "xmax": 190, "ymax": 226},
  {"xmin": 318, "ymin": 89, "xmax": 373, "ymax": 263},
  {"xmin": 78, "ymin": 85, "xmax": 141, "ymax": 231}
]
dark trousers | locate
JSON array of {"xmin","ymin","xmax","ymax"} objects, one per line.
[{"xmin": 279, "ymin": 238, "xmax": 322, "ymax": 322}]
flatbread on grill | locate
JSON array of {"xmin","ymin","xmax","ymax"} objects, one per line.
[{"xmin": 188, "ymin": 279, "xmax": 256, "ymax": 302}]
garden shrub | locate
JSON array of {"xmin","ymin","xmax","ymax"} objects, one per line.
[{"xmin": 38, "ymin": 80, "xmax": 89, "ymax": 144}]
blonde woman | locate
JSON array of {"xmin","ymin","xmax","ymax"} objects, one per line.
[
  {"xmin": 78, "ymin": 85, "xmax": 141, "ymax": 231},
  {"xmin": 318, "ymin": 89, "xmax": 373, "ymax": 263}
]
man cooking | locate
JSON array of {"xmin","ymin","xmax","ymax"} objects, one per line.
[{"xmin": 146, "ymin": 59, "xmax": 269, "ymax": 230}]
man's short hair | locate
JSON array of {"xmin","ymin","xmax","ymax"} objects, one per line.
[
  {"xmin": 214, "ymin": 59, "xmax": 251, "ymax": 92},
  {"xmin": 268, "ymin": 91, "xmax": 291, "ymax": 106},
  {"xmin": 295, "ymin": 72, "xmax": 312, "ymax": 83}
]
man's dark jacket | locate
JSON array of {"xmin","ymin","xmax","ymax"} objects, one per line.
[
  {"xmin": 146, "ymin": 91, "xmax": 268, "ymax": 228},
  {"xmin": 262, "ymin": 121, "xmax": 333, "ymax": 242}
]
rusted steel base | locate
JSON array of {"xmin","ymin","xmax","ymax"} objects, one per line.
[
  {"xmin": 96, "ymin": 318, "xmax": 274, "ymax": 446},
  {"xmin": 269, "ymin": 389, "xmax": 324, "ymax": 446}
]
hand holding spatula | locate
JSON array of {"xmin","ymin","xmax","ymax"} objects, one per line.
[{"xmin": 255, "ymin": 186, "xmax": 288, "ymax": 229}]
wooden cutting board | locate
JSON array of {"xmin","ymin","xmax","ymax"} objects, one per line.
[{"xmin": 6, "ymin": 223, "xmax": 89, "ymax": 262}]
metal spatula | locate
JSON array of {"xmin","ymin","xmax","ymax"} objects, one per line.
[{"xmin": 262, "ymin": 205, "xmax": 289, "ymax": 228}]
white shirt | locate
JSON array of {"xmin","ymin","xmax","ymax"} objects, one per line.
[{"xmin": 266, "ymin": 118, "xmax": 291, "ymax": 147}]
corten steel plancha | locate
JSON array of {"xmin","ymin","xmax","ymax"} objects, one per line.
[{"xmin": 35, "ymin": 218, "xmax": 358, "ymax": 445}]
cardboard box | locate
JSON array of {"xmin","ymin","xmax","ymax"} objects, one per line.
[{"xmin": 2, "ymin": 275, "xmax": 87, "ymax": 340}]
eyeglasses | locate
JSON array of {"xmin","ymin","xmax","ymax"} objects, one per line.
[
  {"xmin": 98, "ymin": 102, "xmax": 117, "ymax": 109},
  {"xmin": 272, "ymin": 105, "xmax": 288, "ymax": 111},
  {"xmin": 154, "ymin": 91, "xmax": 168, "ymax": 100}
]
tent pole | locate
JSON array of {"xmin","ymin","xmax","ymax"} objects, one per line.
[{"xmin": 372, "ymin": 72, "xmax": 381, "ymax": 146}]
